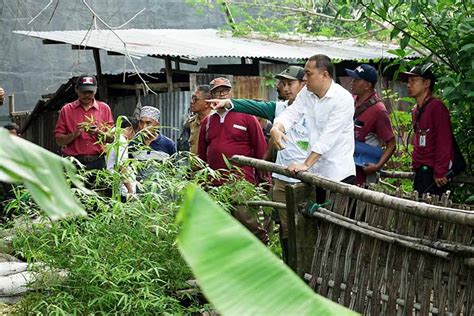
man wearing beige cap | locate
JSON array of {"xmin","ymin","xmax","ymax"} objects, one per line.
[
  {"xmin": 199, "ymin": 77, "xmax": 269, "ymax": 244},
  {"xmin": 206, "ymin": 66, "xmax": 307, "ymax": 261}
]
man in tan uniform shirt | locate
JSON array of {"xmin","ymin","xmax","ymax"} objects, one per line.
[{"xmin": 187, "ymin": 85, "xmax": 212, "ymax": 155}]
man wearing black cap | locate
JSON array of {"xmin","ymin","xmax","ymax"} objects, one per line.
[
  {"xmin": 345, "ymin": 64, "xmax": 395, "ymax": 186},
  {"xmin": 400, "ymin": 64, "xmax": 454, "ymax": 195},
  {"xmin": 54, "ymin": 75, "xmax": 113, "ymax": 170}
]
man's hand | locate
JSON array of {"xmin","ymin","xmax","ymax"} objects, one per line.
[
  {"xmin": 270, "ymin": 124, "xmax": 288, "ymax": 150},
  {"xmin": 288, "ymin": 162, "xmax": 310, "ymax": 173},
  {"xmin": 140, "ymin": 126, "xmax": 158, "ymax": 145},
  {"xmin": 363, "ymin": 163, "xmax": 379, "ymax": 174},
  {"xmin": 0, "ymin": 87, "xmax": 4, "ymax": 106},
  {"xmin": 206, "ymin": 98, "xmax": 231, "ymax": 114},
  {"xmin": 434, "ymin": 176, "xmax": 448, "ymax": 187}
]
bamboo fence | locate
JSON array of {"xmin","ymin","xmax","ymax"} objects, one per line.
[{"xmin": 231, "ymin": 155, "xmax": 473, "ymax": 315}]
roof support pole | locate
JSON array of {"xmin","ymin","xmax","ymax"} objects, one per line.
[
  {"xmin": 93, "ymin": 48, "xmax": 108, "ymax": 100},
  {"xmin": 165, "ymin": 57, "xmax": 174, "ymax": 92}
]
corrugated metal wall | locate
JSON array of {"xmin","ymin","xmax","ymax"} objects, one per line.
[
  {"xmin": 113, "ymin": 91, "xmax": 191, "ymax": 142},
  {"xmin": 13, "ymin": 110, "xmax": 61, "ymax": 154}
]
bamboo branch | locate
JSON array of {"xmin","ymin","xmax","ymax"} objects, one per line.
[{"xmin": 230, "ymin": 156, "xmax": 474, "ymax": 226}]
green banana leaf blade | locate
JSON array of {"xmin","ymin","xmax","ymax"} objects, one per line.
[
  {"xmin": 177, "ymin": 185, "xmax": 357, "ymax": 316},
  {"xmin": 0, "ymin": 129, "xmax": 86, "ymax": 220}
]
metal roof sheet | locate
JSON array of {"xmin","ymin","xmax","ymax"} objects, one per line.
[{"xmin": 14, "ymin": 28, "xmax": 402, "ymax": 61}]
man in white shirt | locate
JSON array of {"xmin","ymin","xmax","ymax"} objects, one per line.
[{"xmin": 271, "ymin": 54, "xmax": 356, "ymax": 184}]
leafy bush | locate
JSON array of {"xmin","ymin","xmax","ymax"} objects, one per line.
[{"xmin": 10, "ymin": 156, "xmax": 271, "ymax": 314}]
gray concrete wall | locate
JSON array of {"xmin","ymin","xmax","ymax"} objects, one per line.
[{"xmin": 0, "ymin": 0, "xmax": 226, "ymax": 118}]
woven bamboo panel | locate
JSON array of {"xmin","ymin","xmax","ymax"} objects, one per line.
[{"xmin": 295, "ymin": 187, "xmax": 473, "ymax": 315}]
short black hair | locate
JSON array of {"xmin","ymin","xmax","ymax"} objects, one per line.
[
  {"xmin": 308, "ymin": 54, "xmax": 335, "ymax": 78},
  {"xmin": 4, "ymin": 122, "xmax": 20, "ymax": 132},
  {"xmin": 120, "ymin": 117, "xmax": 139, "ymax": 130},
  {"xmin": 196, "ymin": 84, "xmax": 211, "ymax": 99}
]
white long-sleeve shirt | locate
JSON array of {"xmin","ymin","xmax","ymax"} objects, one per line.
[
  {"xmin": 274, "ymin": 82, "xmax": 355, "ymax": 182},
  {"xmin": 273, "ymin": 100, "xmax": 309, "ymax": 183}
]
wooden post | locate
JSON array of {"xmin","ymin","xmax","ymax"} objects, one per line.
[
  {"xmin": 8, "ymin": 94, "xmax": 15, "ymax": 116},
  {"xmin": 165, "ymin": 57, "xmax": 173, "ymax": 92},
  {"xmin": 285, "ymin": 183, "xmax": 312, "ymax": 275},
  {"xmin": 92, "ymin": 48, "xmax": 108, "ymax": 100},
  {"xmin": 174, "ymin": 58, "xmax": 180, "ymax": 71}
]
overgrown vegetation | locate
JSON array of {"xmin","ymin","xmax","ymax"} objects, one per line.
[{"xmin": 7, "ymin": 152, "xmax": 271, "ymax": 314}]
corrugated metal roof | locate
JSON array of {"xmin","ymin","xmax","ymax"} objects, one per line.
[{"xmin": 14, "ymin": 28, "xmax": 403, "ymax": 61}]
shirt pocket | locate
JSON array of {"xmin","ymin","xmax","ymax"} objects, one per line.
[{"xmin": 229, "ymin": 124, "xmax": 248, "ymax": 142}]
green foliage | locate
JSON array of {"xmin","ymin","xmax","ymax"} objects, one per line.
[
  {"xmin": 0, "ymin": 129, "xmax": 86, "ymax": 220},
  {"xmin": 8, "ymin": 151, "xmax": 273, "ymax": 313},
  {"xmin": 177, "ymin": 185, "xmax": 358, "ymax": 316},
  {"xmin": 14, "ymin": 196, "xmax": 198, "ymax": 314}
]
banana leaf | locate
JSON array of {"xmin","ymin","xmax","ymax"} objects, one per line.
[
  {"xmin": 0, "ymin": 129, "xmax": 86, "ymax": 219},
  {"xmin": 176, "ymin": 185, "xmax": 357, "ymax": 316}
]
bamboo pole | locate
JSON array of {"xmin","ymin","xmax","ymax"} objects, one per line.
[
  {"xmin": 230, "ymin": 156, "xmax": 474, "ymax": 226},
  {"xmin": 380, "ymin": 170, "xmax": 474, "ymax": 185},
  {"xmin": 242, "ymin": 200, "xmax": 286, "ymax": 209},
  {"xmin": 310, "ymin": 211, "xmax": 450, "ymax": 259},
  {"xmin": 314, "ymin": 206, "xmax": 474, "ymax": 255}
]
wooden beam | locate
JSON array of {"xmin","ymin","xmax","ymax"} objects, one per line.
[
  {"xmin": 106, "ymin": 51, "xmax": 198, "ymax": 65},
  {"xmin": 258, "ymin": 57, "xmax": 289, "ymax": 64},
  {"xmin": 42, "ymin": 39, "xmax": 65, "ymax": 45},
  {"xmin": 107, "ymin": 82, "xmax": 189, "ymax": 91},
  {"xmin": 164, "ymin": 57, "xmax": 173, "ymax": 92},
  {"xmin": 72, "ymin": 45, "xmax": 94, "ymax": 50},
  {"xmin": 93, "ymin": 48, "xmax": 108, "ymax": 100}
]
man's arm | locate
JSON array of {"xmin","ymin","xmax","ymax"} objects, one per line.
[
  {"xmin": 232, "ymin": 99, "xmax": 277, "ymax": 122},
  {"xmin": 55, "ymin": 129, "xmax": 82, "ymax": 146},
  {"xmin": 364, "ymin": 109, "xmax": 396, "ymax": 173},
  {"xmin": 433, "ymin": 102, "xmax": 453, "ymax": 186},
  {"xmin": 197, "ymin": 117, "xmax": 209, "ymax": 163},
  {"xmin": 288, "ymin": 152, "xmax": 321, "ymax": 173},
  {"xmin": 207, "ymin": 98, "xmax": 277, "ymax": 121},
  {"xmin": 272, "ymin": 87, "xmax": 307, "ymax": 148},
  {"xmin": 363, "ymin": 138, "xmax": 396, "ymax": 174}
]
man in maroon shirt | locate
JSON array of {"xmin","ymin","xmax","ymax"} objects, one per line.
[
  {"xmin": 55, "ymin": 75, "xmax": 114, "ymax": 170},
  {"xmin": 345, "ymin": 64, "xmax": 396, "ymax": 186},
  {"xmin": 198, "ymin": 77, "xmax": 268, "ymax": 243},
  {"xmin": 400, "ymin": 64, "xmax": 454, "ymax": 195}
]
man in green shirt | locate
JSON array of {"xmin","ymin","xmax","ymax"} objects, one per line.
[{"xmin": 207, "ymin": 66, "xmax": 306, "ymax": 262}]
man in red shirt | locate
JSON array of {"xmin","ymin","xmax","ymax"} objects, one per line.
[
  {"xmin": 198, "ymin": 77, "xmax": 268, "ymax": 243},
  {"xmin": 345, "ymin": 64, "xmax": 396, "ymax": 186},
  {"xmin": 400, "ymin": 64, "xmax": 454, "ymax": 195},
  {"xmin": 54, "ymin": 75, "xmax": 114, "ymax": 170}
]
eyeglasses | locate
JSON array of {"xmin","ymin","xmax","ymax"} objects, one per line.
[
  {"xmin": 191, "ymin": 95, "xmax": 203, "ymax": 103},
  {"xmin": 211, "ymin": 88, "xmax": 231, "ymax": 97}
]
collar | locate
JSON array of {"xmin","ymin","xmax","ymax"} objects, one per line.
[
  {"xmin": 73, "ymin": 99, "xmax": 99, "ymax": 110},
  {"xmin": 324, "ymin": 81, "xmax": 337, "ymax": 98},
  {"xmin": 310, "ymin": 81, "xmax": 336, "ymax": 99}
]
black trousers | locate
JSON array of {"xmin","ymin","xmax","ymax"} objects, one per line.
[
  {"xmin": 414, "ymin": 166, "xmax": 448, "ymax": 196},
  {"xmin": 316, "ymin": 175, "xmax": 355, "ymax": 204}
]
